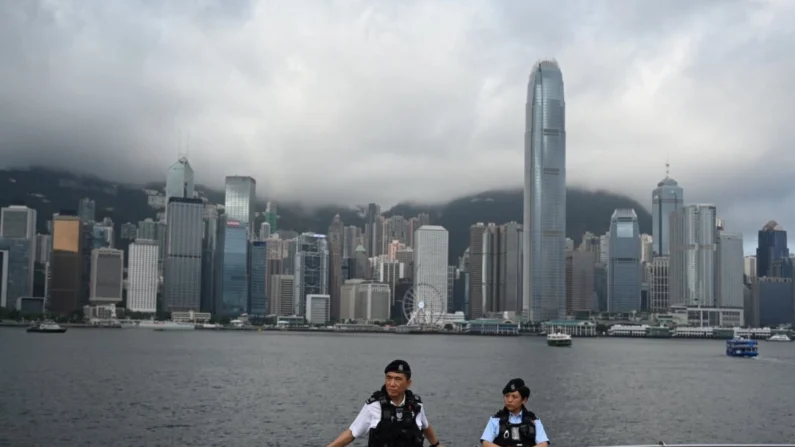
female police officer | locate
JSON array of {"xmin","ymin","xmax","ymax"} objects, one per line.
[
  {"xmin": 326, "ymin": 359, "xmax": 444, "ymax": 447},
  {"xmin": 480, "ymin": 378, "xmax": 550, "ymax": 447}
]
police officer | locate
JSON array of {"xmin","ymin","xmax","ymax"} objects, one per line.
[
  {"xmin": 480, "ymin": 378, "xmax": 550, "ymax": 447},
  {"xmin": 326, "ymin": 359, "xmax": 444, "ymax": 447}
]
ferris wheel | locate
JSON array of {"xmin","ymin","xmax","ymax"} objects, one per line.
[{"xmin": 402, "ymin": 282, "xmax": 445, "ymax": 328}]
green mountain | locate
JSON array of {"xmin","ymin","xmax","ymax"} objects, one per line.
[{"xmin": 0, "ymin": 167, "xmax": 650, "ymax": 259}]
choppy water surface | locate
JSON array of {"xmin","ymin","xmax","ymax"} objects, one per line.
[{"xmin": 2, "ymin": 328, "xmax": 794, "ymax": 446}]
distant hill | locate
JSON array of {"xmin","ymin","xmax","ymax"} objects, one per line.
[{"xmin": 0, "ymin": 167, "xmax": 650, "ymax": 260}]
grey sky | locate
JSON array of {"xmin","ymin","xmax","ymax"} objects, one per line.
[{"xmin": 0, "ymin": 0, "xmax": 794, "ymax": 252}]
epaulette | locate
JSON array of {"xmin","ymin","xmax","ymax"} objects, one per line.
[
  {"xmin": 524, "ymin": 410, "xmax": 537, "ymax": 421},
  {"xmin": 493, "ymin": 408, "xmax": 508, "ymax": 419},
  {"xmin": 366, "ymin": 390, "xmax": 385, "ymax": 405},
  {"xmin": 409, "ymin": 393, "xmax": 422, "ymax": 404}
]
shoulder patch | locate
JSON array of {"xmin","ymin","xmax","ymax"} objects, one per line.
[
  {"xmin": 366, "ymin": 390, "xmax": 385, "ymax": 405},
  {"xmin": 411, "ymin": 393, "xmax": 422, "ymax": 404}
]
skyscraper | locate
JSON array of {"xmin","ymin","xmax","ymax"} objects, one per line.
[
  {"xmin": 524, "ymin": 60, "xmax": 566, "ymax": 322},
  {"xmin": 413, "ymin": 225, "xmax": 449, "ymax": 320},
  {"xmin": 164, "ymin": 198, "xmax": 203, "ymax": 312},
  {"xmin": 224, "ymin": 176, "xmax": 256, "ymax": 234},
  {"xmin": 293, "ymin": 233, "xmax": 329, "ymax": 317},
  {"xmin": 607, "ymin": 209, "xmax": 641, "ymax": 313},
  {"xmin": 652, "ymin": 165, "xmax": 684, "ymax": 256},
  {"xmin": 127, "ymin": 240, "xmax": 159, "ymax": 313},
  {"xmin": 165, "ymin": 157, "xmax": 195, "ymax": 203},
  {"xmin": 669, "ymin": 204, "xmax": 717, "ymax": 307}
]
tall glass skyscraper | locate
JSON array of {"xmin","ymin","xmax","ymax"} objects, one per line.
[
  {"xmin": 224, "ymin": 176, "xmax": 256, "ymax": 232},
  {"xmin": 165, "ymin": 157, "xmax": 195, "ymax": 202},
  {"xmin": 652, "ymin": 167, "xmax": 683, "ymax": 256},
  {"xmin": 608, "ymin": 209, "xmax": 641, "ymax": 313},
  {"xmin": 523, "ymin": 60, "xmax": 566, "ymax": 322}
]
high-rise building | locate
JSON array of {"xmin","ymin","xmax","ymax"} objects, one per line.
[
  {"xmin": 249, "ymin": 241, "xmax": 267, "ymax": 316},
  {"xmin": 648, "ymin": 257, "xmax": 670, "ymax": 311},
  {"xmin": 49, "ymin": 214, "xmax": 83, "ymax": 315},
  {"xmin": 328, "ymin": 214, "xmax": 344, "ymax": 321},
  {"xmin": 651, "ymin": 167, "xmax": 684, "ymax": 256},
  {"xmin": 413, "ymin": 225, "xmax": 449, "ymax": 319},
  {"xmin": 524, "ymin": 60, "xmax": 566, "ymax": 322},
  {"xmin": 217, "ymin": 217, "xmax": 249, "ymax": 316},
  {"xmin": 756, "ymin": 221, "xmax": 789, "ymax": 278},
  {"xmin": 90, "ymin": 248, "xmax": 124, "ymax": 304},
  {"xmin": 165, "ymin": 157, "xmax": 195, "ymax": 204},
  {"xmin": 716, "ymin": 231, "xmax": 744, "ymax": 308},
  {"xmin": 77, "ymin": 198, "xmax": 96, "ymax": 224},
  {"xmin": 224, "ymin": 176, "xmax": 256, "ymax": 233},
  {"xmin": 566, "ymin": 250, "xmax": 596, "ymax": 313},
  {"xmin": 0, "ymin": 205, "xmax": 36, "ymax": 300},
  {"xmin": 127, "ymin": 240, "xmax": 159, "ymax": 313},
  {"xmin": 164, "ymin": 198, "xmax": 203, "ymax": 312},
  {"xmin": 293, "ymin": 233, "xmax": 329, "ymax": 317},
  {"xmin": 669, "ymin": 204, "xmax": 717, "ymax": 307},
  {"xmin": 269, "ymin": 274, "xmax": 294, "ymax": 317},
  {"xmin": 200, "ymin": 205, "xmax": 219, "ymax": 314},
  {"xmin": 607, "ymin": 209, "xmax": 641, "ymax": 313}
]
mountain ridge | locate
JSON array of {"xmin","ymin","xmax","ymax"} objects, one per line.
[{"xmin": 0, "ymin": 166, "xmax": 651, "ymax": 259}]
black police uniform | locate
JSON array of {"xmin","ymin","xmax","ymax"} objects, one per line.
[
  {"xmin": 491, "ymin": 405, "xmax": 537, "ymax": 447},
  {"xmin": 367, "ymin": 359, "xmax": 425, "ymax": 447}
]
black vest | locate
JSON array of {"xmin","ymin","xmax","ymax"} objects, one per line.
[
  {"xmin": 366, "ymin": 387, "xmax": 425, "ymax": 447},
  {"xmin": 492, "ymin": 406, "xmax": 537, "ymax": 447}
]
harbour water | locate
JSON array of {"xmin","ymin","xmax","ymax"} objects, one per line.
[{"xmin": 1, "ymin": 328, "xmax": 794, "ymax": 446}]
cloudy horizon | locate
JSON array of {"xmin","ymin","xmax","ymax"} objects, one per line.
[{"xmin": 1, "ymin": 0, "xmax": 794, "ymax": 253}]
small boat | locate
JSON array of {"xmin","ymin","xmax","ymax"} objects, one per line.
[
  {"xmin": 26, "ymin": 321, "xmax": 67, "ymax": 333},
  {"xmin": 152, "ymin": 321, "xmax": 195, "ymax": 331},
  {"xmin": 546, "ymin": 332, "xmax": 572, "ymax": 347},
  {"xmin": 726, "ymin": 337, "xmax": 758, "ymax": 357},
  {"xmin": 767, "ymin": 333, "xmax": 792, "ymax": 342}
]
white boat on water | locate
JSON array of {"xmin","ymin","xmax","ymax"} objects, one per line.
[
  {"xmin": 767, "ymin": 333, "xmax": 792, "ymax": 342},
  {"xmin": 137, "ymin": 320, "xmax": 195, "ymax": 331},
  {"xmin": 546, "ymin": 332, "xmax": 572, "ymax": 347}
]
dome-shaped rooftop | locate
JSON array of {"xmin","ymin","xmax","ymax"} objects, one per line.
[{"xmin": 657, "ymin": 176, "xmax": 679, "ymax": 187}]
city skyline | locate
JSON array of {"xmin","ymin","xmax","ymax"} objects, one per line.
[{"xmin": 0, "ymin": 1, "xmax": 793, "ymax": 241}]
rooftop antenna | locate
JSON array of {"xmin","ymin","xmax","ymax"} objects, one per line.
[{"xmin": 665, "ymin": 157, "xmax": 670, "ymax": 177}]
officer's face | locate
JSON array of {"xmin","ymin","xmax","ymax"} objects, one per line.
[
  {"xmin": 503, "ymin": 391, "xmax": 527, "ymax": 412},
  {"xmin": 384, "ymin": 372, "xmax": 410, "ymax": 398}
]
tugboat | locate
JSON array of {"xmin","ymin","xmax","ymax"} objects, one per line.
[
  {"xmin": 546, "ymin": 332, "xmax": 573, "ymax": 347},
  {"xmin": 726, "ymin": 337, "xmax": 758, "ymax": 357},
  {"xmin": 26, "ymin": 321, "xmax": 68, "ymax": 333}
]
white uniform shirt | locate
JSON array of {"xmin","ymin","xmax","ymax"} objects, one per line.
[{"xmin": 348, "ymin": 393, "xmax": 430, "ymax": 439}]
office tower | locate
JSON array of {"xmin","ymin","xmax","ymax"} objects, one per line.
[
  {"xmin": 218, "ymin": 217, "xmax": 249, "ymax": 316},
  {"xmin": 305, "ymin": 294, "xmax": 331, "ymax": 325},
  {"xmin": 365, "ymin": 203, "xmax": 382, "ymax": 257},
  {"xmin": 0, "ymin": 205, "xmax": 36, "ymax": 299},
  {"xmin": 648, "ymin": 257, "xmax": 670, "ymax": 311},
  {"xmin": 264, "ymin": 201, "xmax": 278, "ymax": 233},
  {"xmin": 756, "ymin": 220, "xmax": 789, "ymax": 278},
  {"xmin": 669, "ymin": 204, "xmax": 717, "ymax": 307},
  {"xmin": 127, "ymin": 240, "xmax": 159, "ymax": 313},
  {"xmin": 413, "ymin": 225, "xmax": 449, "ymax": 317},
  {"xmin": 224, "ymin": 176, "xmax": 256, "ymax": 233},
  {"xmin": 608, "ymin": 209, "xmax": 641, "ymax": 313},
  {"xmin": 566, "ymin": 251, "xmax": 596, "ymax": 313},
  {"xmin": 137, "ymin": 218, "xmax": 167, "ymax": 264},
  {"xmin": 165, "ymin": 157, "xmax": 195, "ymax": 203},
  {"xmin": 293, "ymin": 233, "xmax": 329, "ymax": 316},
  {"xmin": 524, "ymin": 60, "xmax": 566, "ymax": 322},
  {"xmin": 651, "ymin": 166, "xmax": 684, "ymax": 256},
  {"xmin": 744, "ymin": 256, "xmax": 757, "ymax": 279},
  {"xmin": 89, "ymin": 248, "xmax": 123, "ymax": 304},
  {"xmin": 716, "ymin": 231, "xmax": 744, "ymax": 308},
  {"xmin": 249, "ymin": 241, "xmax": 267, "ymax": 316},
  {"xmin": 164, "ymin": 198, "xmax": 203, "ymax": 312},
  {"xmin": 200, "ymin": 205, "xmax": 219, "ymax": 314},
  {"xmin": 49, "ymin": 214, "xmax": 83, "ymax": 315},
  {"xmin": 259, "ymin": 222, "xmax": 271, "ymax": 241},
  {"xmin": 327, "ymin": 214, "xmax": 344, "ymax": 321},
  {"xmin": 269, "ymin": 274, "xmax": 294, "ymax": 317},
  {"xmin": 342, "ymin": 225, "xmax": 362, "ymax": 259},
  {"xmin": 77, "ymin": 198, "xmax": 96, "ymax": 224},
  {"xmin": 640, "ymin": 234, "xmax": 653, "ymax": 263}
]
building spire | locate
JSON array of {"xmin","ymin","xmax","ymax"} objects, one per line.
[{"xmin": 665, "ymin": 158, "xmax": 670, "ymax": 177}]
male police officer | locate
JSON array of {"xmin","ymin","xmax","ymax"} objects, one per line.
[
  {"xmin": 480, "ymin": 378, "xmax": 550, "ymax": 447},
  {"xmin": 326, "ymin": 359, "xmax": 443, "ymax": 447}
]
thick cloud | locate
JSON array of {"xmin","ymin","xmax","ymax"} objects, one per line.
[{"xmin": 0, "ymin": 0, "xmax": 793, "ymax": 251}]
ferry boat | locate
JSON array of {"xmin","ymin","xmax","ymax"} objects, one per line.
[
  {"xmin": 151, "ymin": 321, "xmax": 195, "ymax": 331},
  {"xmin": 725, "ymin": 337, "xmax": 758, "ymax": 357},
  {"xmin": 26, "ymin": 321, "xmax": 67, "ymax": 333},
  {"xmin": 546, "ymin": 332, "xmax": 572, "ymax": 347},
  {"xmin": 767, "ymin": 333, "xmax": 792, "ymax": 342}
]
